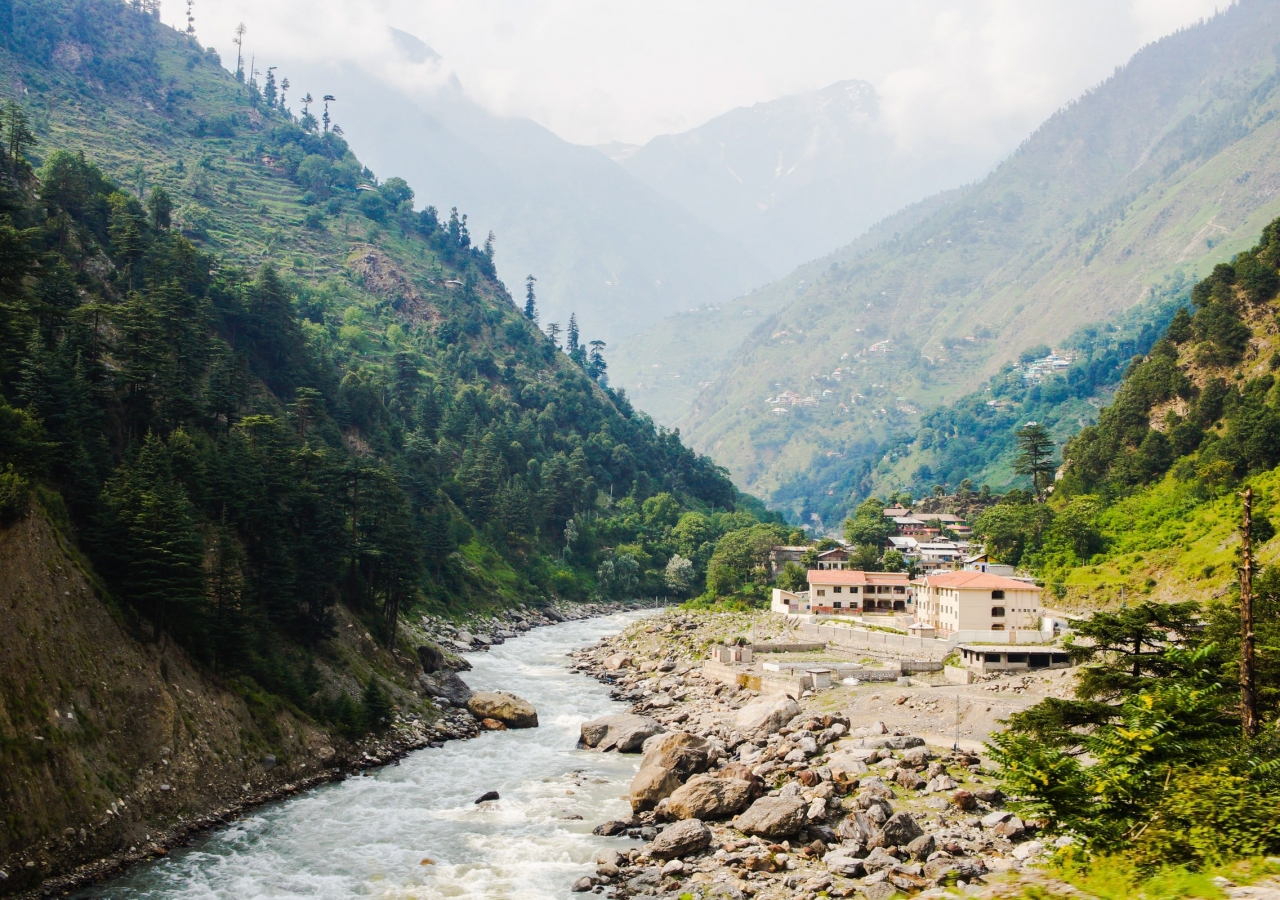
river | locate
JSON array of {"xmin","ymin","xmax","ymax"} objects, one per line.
[{"xmin": 78, "ymin": 610, "xmax": 653, "ymax": 900}]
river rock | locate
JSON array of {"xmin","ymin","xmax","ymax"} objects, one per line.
[
  {"xmin": 604, "ymin": 653, "xmax": 633, "ymax": 670},
  {"xmin": 640, "ymin": 732, "xmax": 713, "ymax": 779},
  {"xmin": 416, "ymin": 643, "xmax": 447, "ymax": 673},
  {"xmin": 718, "ymin": 763, "xmax": 765, "ymax": 797},
  {"xmin": 825, "ymin": 753, "xmax": 871, "ymax": 786},
  {"xmin": 823, "ymin": 850, "xmax": 865, "ymax": 877},
  {"xmin": 571, "ymin": 875, "xmax": 592, "ymax": 892},
  {"xmin": 951, "ymin": 789, "xmax": 977, "ymax": 810},
  {"xmin": 581, "ymin": 714, "xmax": 663, "ymax": 751},
  {"xmin": 906, "ymin": 834, "xmax": 935, "ymax": 861},
  {"xmin": 864, "ymin": 735, "xmax": 925, "ymax": 750},
  {"xmin": 475, "ymin": 790, "xmax": 500, "ymax": 803},
  {"xmin": 733, "ymin": 795, "xmax": 807, "ymax": 838},
  {"xmin": 419, "ymin": 670, "xmax": 474, "ymax": 706},
  {"xmin": 881, "ymin": 811, "xmax": 924, "ymax": 847},
  {"xmin": 631, "ymin": 765, "xmax": 682, "ymax": 812},
  {"xmin": 647, "ymin": 818, "xmax": 712, "ymax": 859},
  {"xmin": 666, "ymin": 774, "xmax": 753, "ymax": 820},
  {"xmin": 734, "ymin": 696, "xmax": 801, "ymax": 735},
  {"xmin": 466, "ymin": 691, "xmax": 538, "ymax": 728}
]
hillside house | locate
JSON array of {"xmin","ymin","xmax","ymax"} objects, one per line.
[
  {"xmin": 768, "ymin": 545, "xmax": 810, "ymax": 576},
  {"xmin": 813, "ymin": 547, "xmax": 850, "ymax": 570},
  {"xmin": 913, "ymin": 571, "xmax": 1042, "ymax": 637},
  {"xmin": 808, "ymin": 569, "xmax": 914, "ymax": 614}
]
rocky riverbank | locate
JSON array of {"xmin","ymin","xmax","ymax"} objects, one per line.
[
  {"xmin": 14, "ymin": 599, "xmax": 664, "ymax": 900},
  {"xmin": 567, "ymin": 609, "xmax": 1058, "ymax": 900}
]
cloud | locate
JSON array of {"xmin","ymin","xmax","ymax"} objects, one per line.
[{"xmin": 178, "ymin": 0, "xmax": 1221, "ymax": 151}]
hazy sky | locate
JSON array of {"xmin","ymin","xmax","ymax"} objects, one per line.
[{"xmin": 183, "ymin": 1, "xmax": 1223, "ymax": 152}]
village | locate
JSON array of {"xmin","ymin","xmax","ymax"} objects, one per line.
[{"xmin": 751, "ymin": 502, "xmax": 1071, "ymax": 695}]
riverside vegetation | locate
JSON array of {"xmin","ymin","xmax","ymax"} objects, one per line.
[{"xmin": 0, "ymin": 1, "xmax": 789, "ymax": 893}]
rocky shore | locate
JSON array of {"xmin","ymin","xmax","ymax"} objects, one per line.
[
  {"xmin": 17, "ymin": 599, "xmax": 659, "ymax": 900},
  {"xmin": 568, "ymin": 610, "xmax": 1058, "ymax": 900}
]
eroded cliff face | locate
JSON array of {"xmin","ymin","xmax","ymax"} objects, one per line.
[{"xmin": 0, "ymin": 508, "xmax": 340, "ymax": 895}]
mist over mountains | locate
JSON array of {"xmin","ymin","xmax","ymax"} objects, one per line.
[{"xmin": 290, "ymin": 38, "xmax": 1002, "ymax": 348}]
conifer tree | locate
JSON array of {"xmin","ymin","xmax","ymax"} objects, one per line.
[{"xmin": 524, "ymin": 274, "xmax": 537, "ymax": 322}]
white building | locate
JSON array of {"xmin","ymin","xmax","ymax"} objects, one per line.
[{"xmin": 912, "ymin": 571, "xmax": 1042, "ymax": 637}]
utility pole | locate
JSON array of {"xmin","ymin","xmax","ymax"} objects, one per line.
[
  {"xmin": 1240, "ymin": 487, "xmax": 1258, "ymax": 738},
  {"xmin": 953, "ymin": 693, "xmax": 961, "ymax": 752}
]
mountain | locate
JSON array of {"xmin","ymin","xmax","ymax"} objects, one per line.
[
  {"xmin": 617, "ymin": 80, "xmax": 996, "ymax": 276},
  {"xmin": 661, "ymin": 0, "xmax": 1280, "ymax": 525},
  {"xmin": 0, "ymin": 2, "xmax": 773, "ymax": 889},
  {"xmin": 279, "ymin": 50, "xmax": 772, "ymax": 347}
]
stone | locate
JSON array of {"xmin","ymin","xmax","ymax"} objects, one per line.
[
  {"xmin": 419, "ymin": 670, "xmax": 473, "ymax": 706},
  {"xmin": 466, "ymin": 691, "xmax": 538, "ymax": 728},
  {"xmin": 640, "ymin": 732, "xmax": 713, "ymax": 779},
  {"xmin": 718, "ymin": 763, "xmax": 765, "ymax": 797},
  {"xmin": 571, "ymin": 875, "xmax": 593, "ymax": 892},
  {"xmin": 951, "ymin": 789, "xmax": 978, "ymax": 811},
  {"xmin": 823, "ymin": 851, "xmax": 865, "ymax": 877},
  {"xmin": 479, "ymin": 718, "xmax": 507, "ymax": 731},
  {"xmin": 596, "ymin": 849, "xmax": 621, "ymax": 867},
  {"xmin": 733, "ymin": 795, "xmax": 808, "ymax": 838},
  {"xmin": 862, "ymin": 882, "xmax": 897, "ymax": 900},
  {"xmin": 474, "ymin": 790, "xmax": 500, "ymax": 803},
  {"xmin": 733, "ymin": 696, "xmax": 802, "ymax": 735},
  {"xmin": 647, "ymin": 818, "xmax": 712, "ymax": 859},
  {"xmin": 667, "ymin": 774, "xmax": 753, "ymax": 820},
  {"xmin": 825, "ymin": 750, "xmax": 872, "ymax": 784},
  {"xmin": 630, "ymin": 765, "xmax": 682, "ymax": 812},
  {"xmin": 660, "ymin": 859, "xmax": 685, "ymax": 876},
  {"xmin": 881, "ymin": 811, "xmax": 924, "ymax": 847},
  {"xmin": 864, "ymin": 735, "xmax": 925, "ymax": 750},
  {"xmin": 807, "ymin": 797, "xmax": 827, "ymax": 820},
  {"xmin": 993, "ymin": 815, "xmax": 1026, "ymax": 839},
  {"xmin": 906, "ymin": 834, "xmax": 935, "ymax": 861},
  {"xmin": 861, "ymin": 847, "xmax": 900, "ymax": 874},
  {"xmin": 973, "ymin": 787, "xmax": 1005, "ymax": 805},
  {"xmin": 580, "ymin": 714, "xmax": 664, "ymax": 752},
  {"xmin": 593, "ymin": 820, "xmax": 630, "ymax": 836},
  {"xmin": 981, "ymin": 810, "xmax": 1013, "ymax": 828},
  {"xmin": 925, "ymin": 774, "xmax": 958, "ymax": 792},
  {"xmin": 1012, "ymin": 840, "xmax": 1045, "ymax": 860},
  {"xmin": 891, "ymin": 768, "xmax": 926, "ymax": 790},
  {"xmin": 416, "ymin": 644, "xmax": 446, "ymax": 673},
  {"xmin": 604, "ymin": 653, "xmax": 633, "ymax": 670},
  {"xmin": 900, "ymin": 747, "xmax": 932, "ymax": 770}
]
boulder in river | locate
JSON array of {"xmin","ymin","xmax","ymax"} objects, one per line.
[
  {"xmin": 733, "ymin": 795, "xmax": 807, "ymax": 838},
  {"xmin": 466, "ymin": 691, "xmax": 539, "ymax": 728},
  {"xmin": 419, "ymin": 670, "xmax": 473, "ymax": 706},
  {"xmin": 475, "ymin": 791, "xmax": 500, "ymax": 803},
  {"xmin": 416, "ymin": 644, "xmax": 446, "ymax": 673},
  {"xmin": 733, "ymin": 696, "xmax": 800, "ymax": 735},
  {"xmin": 639, "ymin": 732, "xmax": 712, "ymax": 779},
  {"xmin": 666, "ymin": 774, "xmax": 752, "ymax": 820},
  {"xmin": 647, "ymin": 818, "xmax": 712, "ymax": 860},
  {"xmin": 580, "ymin": 714, "xmax": 663, "ymax": 751},
  {"xmin": 630, "ymin": 765, "xmax": 681, "ymax": 812}
]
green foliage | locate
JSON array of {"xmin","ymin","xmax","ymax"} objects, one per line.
[
  {"xmin": 0, "ymin": 465, "xmax": 31, "ymax": 525},
  {"xmin": 705, "ymin": 523, "xmax": 788, "ymax": 596},
  {"xmin": 776, "ymin": 561, "xmax": 807, "ymax": 591},
  {"xmin": 843, "ymin": 496, "xmax": 890, "ymax": 547},
  {"xmin": 361, "ymin": 675, "xmax": 393, "ymax": 733}
]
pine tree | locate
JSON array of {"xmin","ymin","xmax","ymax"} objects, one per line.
[
  {"xmin": 264, "ymin": 67, "xmax": 278, "ymax": 108},
  {"xmin": 1015, "ymin": 423, "xmax": 1056, "ymax": 499},
  {"xmin": 524, "ymin": 274, "xmax": 537, "ymax": 322}
]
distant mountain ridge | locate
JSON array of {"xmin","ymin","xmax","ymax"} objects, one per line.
[
  {"xmin": 657, "ymin": 0, "xmax": 1280, "ymax": 522},
  {"xmin": 616, "ymin": 79, "xmax": 996, "ymax": 275}
]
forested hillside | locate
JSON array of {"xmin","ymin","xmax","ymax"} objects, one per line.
[
  {"xmin": 657, "ymin": 0, "xmax": 1280, "ymax": 525},
  {"xmin": 0, "ymin": 2, "xmax": 776, "ymax": 885},
  {"xmin": 959, "ymin": 217, "xmax": 1280, "ymax": 607}
]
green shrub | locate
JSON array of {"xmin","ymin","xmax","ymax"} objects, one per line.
[{"xmin": 0, "ymin": 467, "xmax": 31, "ymax": 526}]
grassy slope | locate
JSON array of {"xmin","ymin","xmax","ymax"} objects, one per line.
[{"xmin": 658, "ymin": 2, "xmax": 1280, "ymax": 507}]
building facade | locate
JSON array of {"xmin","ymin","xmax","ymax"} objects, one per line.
[
  {"xmin": 808, "ymin": 570, "xmax": 913, "ymax": 615},
  {"xmin": 912, "ymin": 571, "xmax": 1042, "ymax": 636}
]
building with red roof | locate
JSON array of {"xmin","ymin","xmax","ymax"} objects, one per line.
[{"xmin": 913, "ymin": 571, "xmax": 1042, "ymax": 636}]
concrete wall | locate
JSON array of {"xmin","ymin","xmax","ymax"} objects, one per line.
[{"xmin": 798, "ymin": 621, "xmax": 1054, "ymax": 661}]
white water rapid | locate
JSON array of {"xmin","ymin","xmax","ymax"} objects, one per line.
[{"xmin": 80, "ymin": 610, "xmax": 654, "ymax": 900}]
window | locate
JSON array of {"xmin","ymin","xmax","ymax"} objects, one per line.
[
  {"xmin": 816, "ymin": 589, "xmax": 825, "ymax": 597},
  {"xmin": 833, "ymin": 601, "xmax": 842, "ymax": 609},
  {"xmin": 894, "ymin": 586, "xmax": 906, "ymax": 594},
  {"xmin": 833, "ymin": 586, "xmax": 842, "ymax": 593},
  {"xmin": 992, "ymin": 624, "xmax": 1005, "ymax": 631},
  {"xmin": 991, "ymin": 607, "xmax": 1005, "ymax": 617},
  {"xmin": 992, "ymin": 590, "xmax": 1005, "ymax": 599}
]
